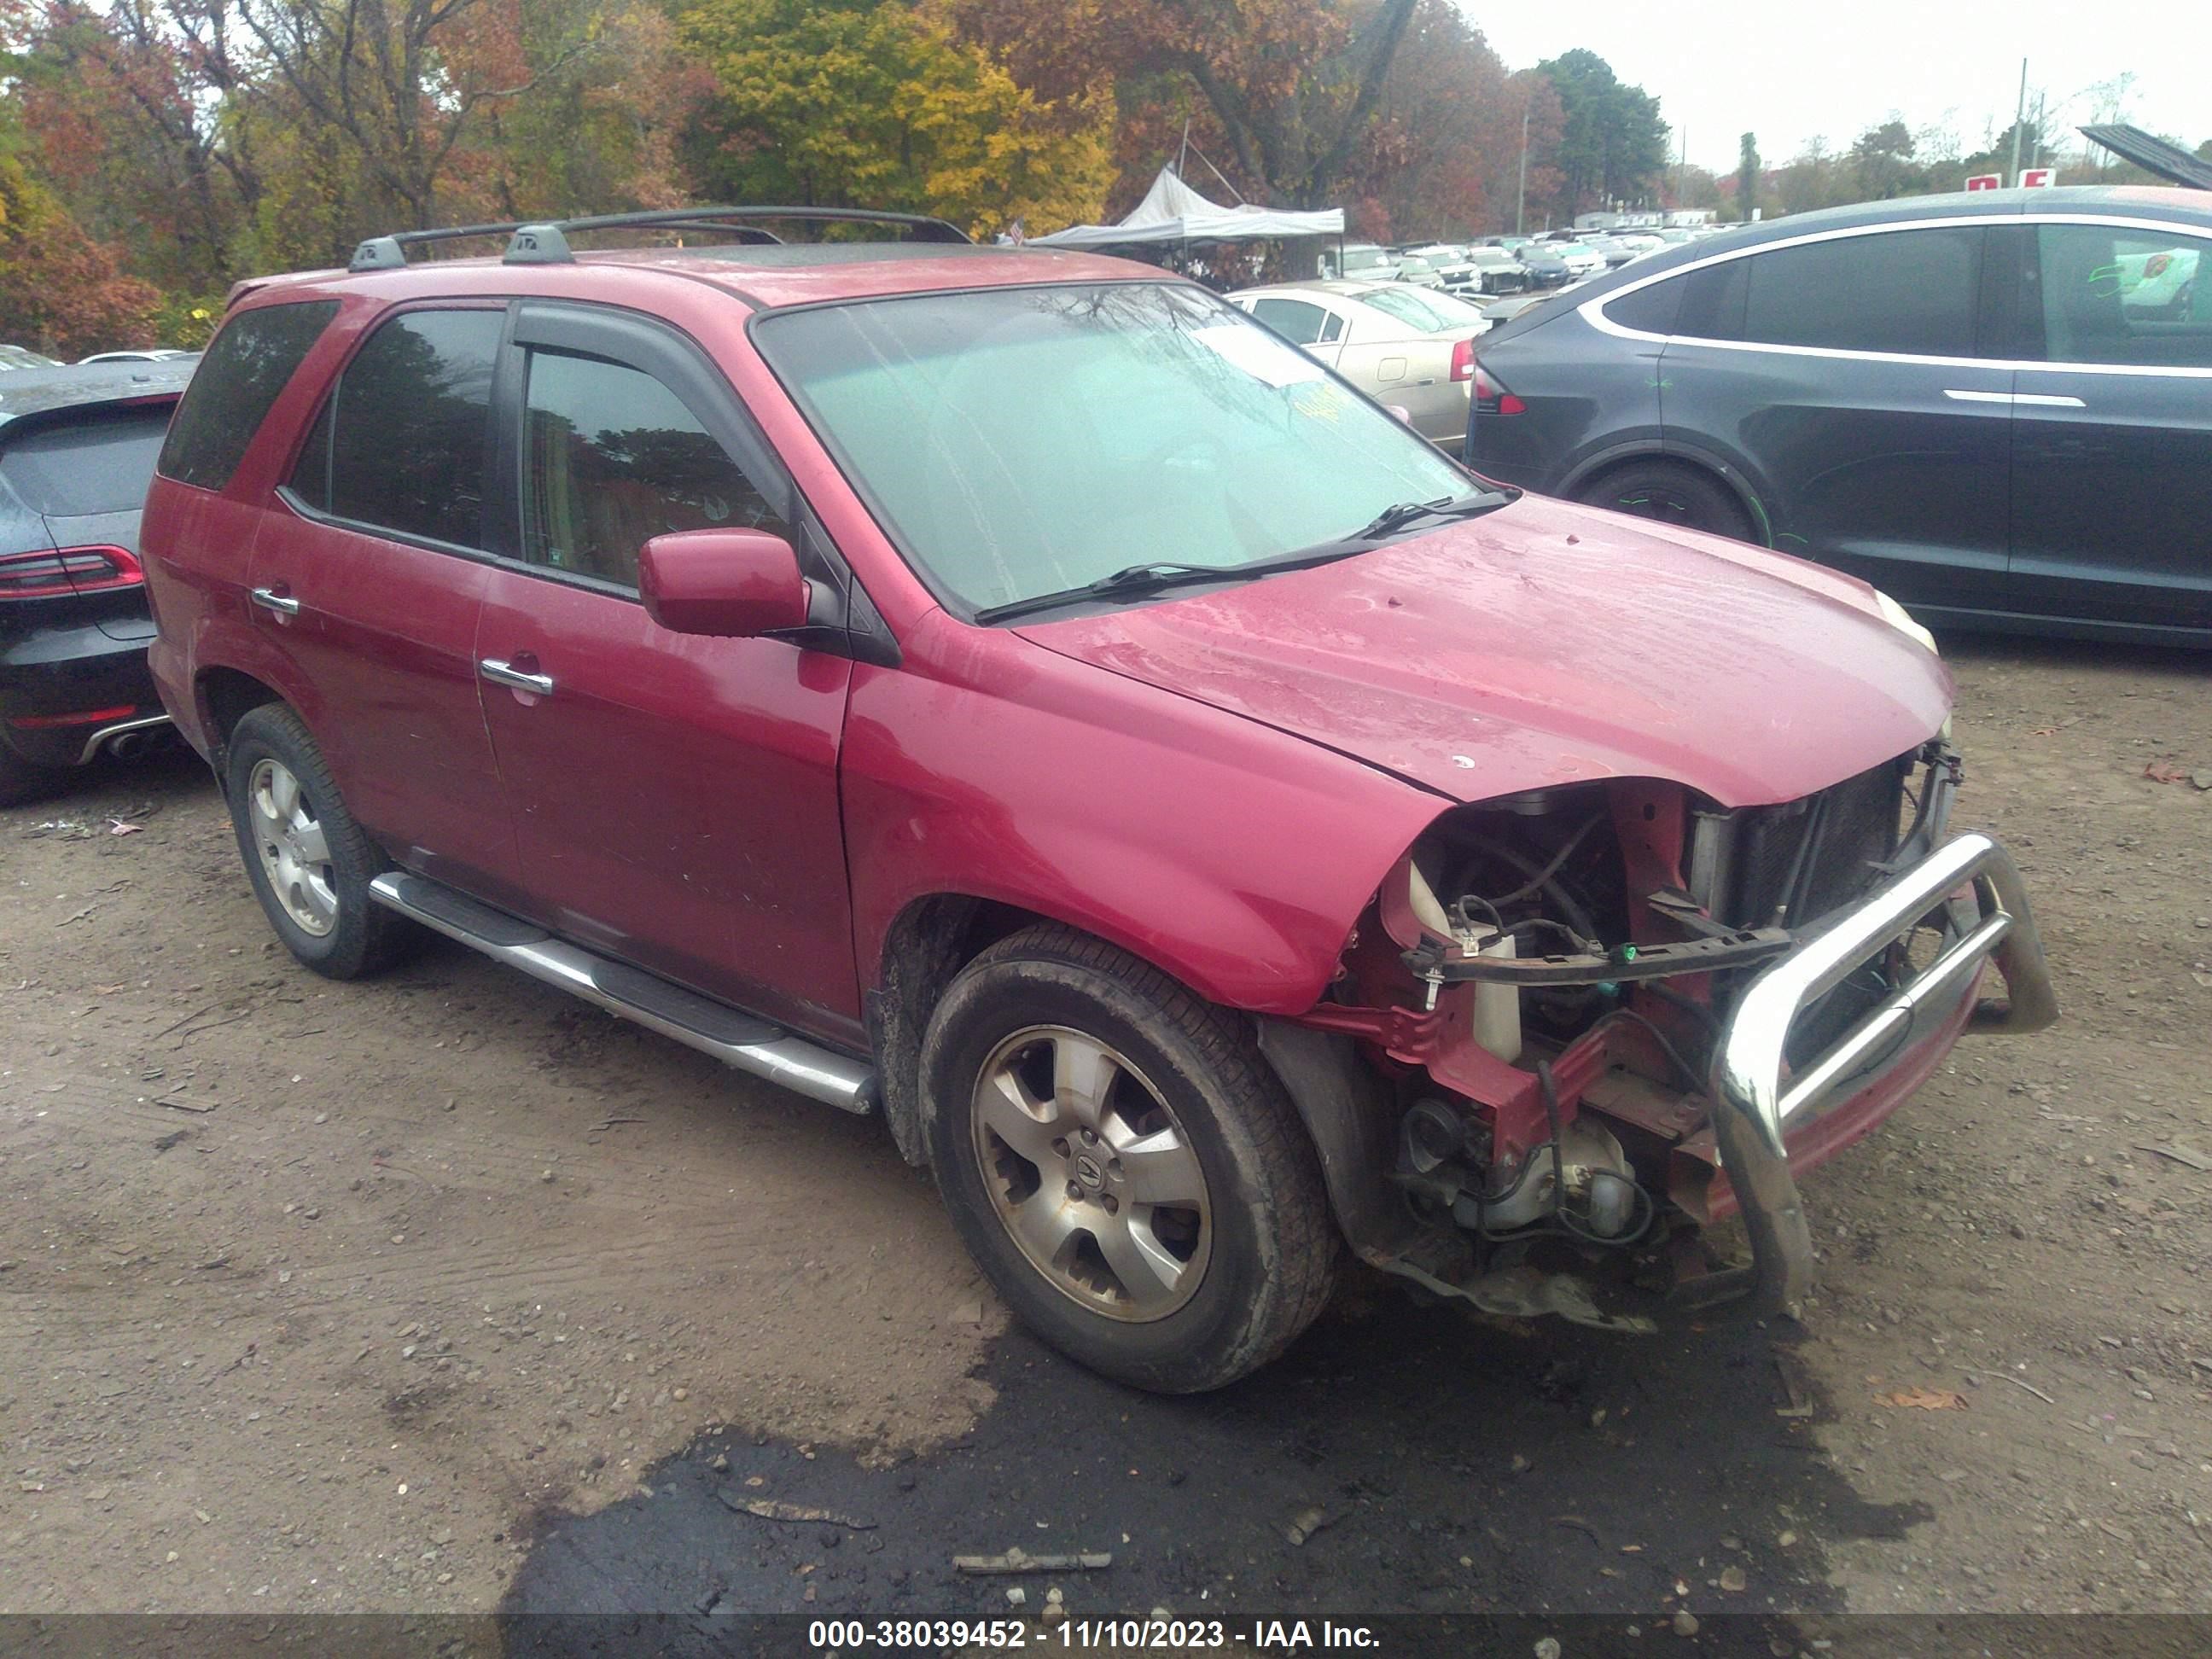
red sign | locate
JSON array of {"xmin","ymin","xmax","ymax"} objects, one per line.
[
  {"xmin": 2018, "ymin": 168, "xmax": 2057, "ymax": 189},
  {"xmin": 1965, "ymin": 173, "xmax": 2002, "ymax": 191}
]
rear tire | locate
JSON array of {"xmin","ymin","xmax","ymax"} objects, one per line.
[
  {"xmin": 224, "ymin": 704, "xmax": 422, "ymax": 980},
  {"xmin": 1579, "ymin": 459, "xmax": 1755, "ymax": 543},
  {"xmin": 921, "ymin": 924, "xmax": 1337, "ymax": 1393}
]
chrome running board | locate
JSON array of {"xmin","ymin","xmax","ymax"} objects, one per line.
[{"xmin": 368, "ymin": 871, "xmax": 875, "ymax": 1115}]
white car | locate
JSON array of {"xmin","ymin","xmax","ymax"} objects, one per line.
[
  {"xmin": 1544, "ymin": 241, "xmax": 1608, "ymax": 278},
  {"xmin": 1226, "ymin": 280, "xmax": 1487, "ymax": 447}
]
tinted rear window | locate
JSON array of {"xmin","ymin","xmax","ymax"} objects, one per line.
[
  {"xmin": 157, "ymin": 300, "xmax": 337, "ymax": 490},
  {"xmin": 311, "ymin": 309, "xmax": 502, "ymax": 549},
  {"xmin": 1, "ymin": 407, "xmax": 173, "ymax": 515},
  {"xmin": 1604, "ymin": 274, "xmax": 1687, "ymax": 335},
  {"xmin": 1738, "ymin": 228, "xmax": 1982, "ymax": 356}
]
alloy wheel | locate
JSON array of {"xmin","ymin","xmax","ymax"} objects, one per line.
[
  {"xmin": 247, "ymin": 757, "xmax": 337, "ymax": 937},
  {"xmin": 969, "ymin": 1025, "xmax": 1213, "ymax": 1323}
]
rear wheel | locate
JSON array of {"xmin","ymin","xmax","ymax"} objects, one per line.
[
  {"xmin": 921, "ymin": 925, "xmax": 1337, "ymax": 1393},
  {"xmin": 1579, "ymin": 459, "xmax": 1754, "ymax": 543},
  {"xmin": 224, "ymin": 704, "xmax": 422, "ymax": 980}
]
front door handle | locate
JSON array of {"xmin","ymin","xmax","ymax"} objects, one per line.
[
  {"xmin": 480, "ymin": 658, "xmax": 555, "ymax": 696},
  {"xmin": 250, "ymin": 586, "xmax": 301, "ymax": 616}
]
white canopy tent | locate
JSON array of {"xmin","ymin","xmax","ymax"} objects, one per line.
[{"xmin": 1027, "ymin": 167, "xmax": 1344, "ymax": 249}]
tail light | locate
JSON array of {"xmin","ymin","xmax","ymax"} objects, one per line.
[
  {"xmin": 1450, "ymin": 337, "xmax": 1476, "ymax": 381},
  {"xmin": 0, "ymin": 544, "xmax": 144, "ymax": 601},
  {"xmin": 1470, "ymin": 363, "xmax": 1526, "ymax": 416}
]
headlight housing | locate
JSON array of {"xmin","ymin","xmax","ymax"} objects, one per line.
[{"xmin": 1873, "ymin": 588, "xmax": 1938, "ymax": 655}]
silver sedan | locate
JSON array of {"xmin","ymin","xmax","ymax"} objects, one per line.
[{"xmin": 1225, "ymin": 280, "xmax": 1489, "ymax": 448}]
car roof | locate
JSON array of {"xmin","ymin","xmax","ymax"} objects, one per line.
[
  {"xmin": 1561, "ymin": 183, "xmax": 2212, "ymax": 305},
  {"xmin": 0, "ymin": 358, "xmax": 197, "ymax": 430},
  {"xmin": 232, "ymin": 242, "xmax": 1175, "ymax": 317}
]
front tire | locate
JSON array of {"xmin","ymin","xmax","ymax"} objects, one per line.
[
  {"xmin": 921, "ymin": 925, "xmax": 1337, "ymax": 1393},
  {"xmin": 224, "ymin": 704, "xmax": 422, "ymax": 980}
]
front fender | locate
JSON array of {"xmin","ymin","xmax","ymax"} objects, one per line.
[{"xmin": 841, "ymin": 613, "xmax": 1444, "ymax": 1015}]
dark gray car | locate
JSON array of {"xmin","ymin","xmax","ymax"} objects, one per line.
[{"xmin": 1465, "ymin": 187, "xmax": 2212, "ymax": 643}]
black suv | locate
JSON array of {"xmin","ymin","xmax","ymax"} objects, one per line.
[
  {"xmin": 0, "ymin": 360, "xmax": 195, "ymax": 803},
  {"xmin": 1466, "ymin": 187, "xmax": 2212, "ymax": 644}
]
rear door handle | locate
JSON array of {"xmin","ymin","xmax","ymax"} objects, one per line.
[
  {"xmin": 480, "ymin": 658, "xmax": 555, "ymax": 696},
  {"xmin": 250, "ymin": 586, "xmax": 301, "ymax": 616},
  {"xmin": 1942, "ymin": 389, "xmax": 2087, "ymax": 409}
]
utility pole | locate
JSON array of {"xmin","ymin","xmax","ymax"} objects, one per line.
[
  {"xmin": 2009, "ymin": 57, "xmax": 2028, "ymax": 183},
  {"xmin": 1515, "ymin": 101, "xmax": 1529, "ymax": 235},
  {"xmin": 2031, "ymin": 91, "xmax": 2047, "ymax": 169}
]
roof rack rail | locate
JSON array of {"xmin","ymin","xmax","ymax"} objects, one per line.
[
  {"xmin": 501, "ymin": 206, "xmax": 973, "ymax": 265},
  {"xmin": 348, "ymin": 220, "xmax": 534, "ymax": 274}
]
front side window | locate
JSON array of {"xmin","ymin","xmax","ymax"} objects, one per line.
[
  {"xmin": 1738, "ymin": 227, "xmax": 1982, "ymax": 357},
  {"xmin": 521, "ymin": 351, "xmax": 788, "ymax": 590},
  {"xmin": 2036, "ymin": 224, "xmax": 2212, "ymax": 368},
  {"xmin": 754, "ymin": 283, "xmax": 1470, "ymax": 614},
  {"xmin": 158, "ymin": 300, "xmax": 338, "ymax": 491},
  {"xmin": 293, "ymin": 309, "xmax": 502, "ymax": 548}
]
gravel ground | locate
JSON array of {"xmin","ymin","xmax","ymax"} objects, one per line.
[{"xmin": 1, "ymin": 634, "xmax": 2208, "ymax": 1623}]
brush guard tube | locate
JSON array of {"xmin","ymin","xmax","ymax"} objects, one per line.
[{"xmin": 1709, "ymin": 831, "xmax": 2056, "ymax": 1315}]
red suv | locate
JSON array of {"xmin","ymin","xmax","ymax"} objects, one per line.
[{"xmin": 143, "ymin": 208, "xmax": 2057, "ymax": 1392}]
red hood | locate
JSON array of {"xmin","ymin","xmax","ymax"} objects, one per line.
[{"xmin": 1015, "ymin": 495, "xmax": 1952, "ymax": 809}]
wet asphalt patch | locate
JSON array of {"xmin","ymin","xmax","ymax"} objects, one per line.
[{"xmin": 503, "ymin": 1295, "xmax": 1928, "ymax": 1630}]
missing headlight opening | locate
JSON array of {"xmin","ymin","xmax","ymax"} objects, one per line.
[{"xmin": 1294, "ymin": 741, "xmax": 1973, "ymax": 1324}]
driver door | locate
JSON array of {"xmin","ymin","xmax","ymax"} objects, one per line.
[{"xmin": 474, "ymin": 302, "xmax": 860, "ymax": 1038}]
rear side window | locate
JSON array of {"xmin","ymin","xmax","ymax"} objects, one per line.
[
  {"xmin": 292, "ymin": 309, "xmax": 502, "ymax": 549},
  {"xmin": 1603, "ymin": 274, "xmax": 1688, "ymax": 335},
  {"xmin": 2035, "ymin": 224, "xmax": 2212, "ymax": 368},
  {"xmin": 157, "ymin": 300, "xmax": 337, "ymax": 491},
  {"xmin": 1251, "ymin": 298, "xmax": 1329, "ymax": 346},
  {"xmin": 1, "ymin": 408, "xmax": 173, "ymax": 515},
  {"xmin": 1737, "ymin": 228, "xmax": 1982, "ymax": 357}
]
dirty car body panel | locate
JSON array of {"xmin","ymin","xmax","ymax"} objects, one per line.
[{"xmin": 143, "ymin": 224, "xmax": 2054, "ymax": 1387}]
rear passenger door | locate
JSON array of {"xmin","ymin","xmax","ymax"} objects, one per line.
[
  {"xmin": 1655, "ymin": 223, "xmax": 2013, "ymax": 614},
  {"xmin": 2006, "ymin": 220, "xmax": 2212, "ymax": 632},
  {"xmin": 473, "ymin": 302, "xmax": 859, "ymax": 1035},
  {"xmin": 261, "ymin": 305, "xmax": 524, "ymax": 911}
]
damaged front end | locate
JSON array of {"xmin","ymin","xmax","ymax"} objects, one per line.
[{"xmin": 1269, "ymin": 744, "xmax": 2058, "ymax": 1330}]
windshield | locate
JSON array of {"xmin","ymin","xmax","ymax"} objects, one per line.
[{"xmin": 755, "ymin": 282, "xmax": 1470, "ymax": 615}]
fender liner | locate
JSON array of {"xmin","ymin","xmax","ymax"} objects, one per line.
[{"xmin": 1254, "ymin": 1018, "xmax": 1417, "ymax": 1255}]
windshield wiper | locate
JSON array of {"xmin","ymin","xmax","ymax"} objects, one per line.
[{"xmin": 973, "ymin": 487, "xmax": 1516, "ymax": 625}]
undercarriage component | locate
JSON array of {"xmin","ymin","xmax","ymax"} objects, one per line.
[
  {"xmin": 1401, "ymin": 923, "xmax": 1791, "ymax": 987},
  {"xmin": 1374, "ymin": 1248, "xmax": 1656, "ymax": 1333}
]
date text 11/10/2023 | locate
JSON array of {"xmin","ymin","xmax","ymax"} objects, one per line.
[{"xmin": 805, "ymin": 1617, "xmax": 1382, "ymax": 1650}]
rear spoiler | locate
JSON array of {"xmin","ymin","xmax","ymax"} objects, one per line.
[{"xmin": 226, "ymin": 270, "xmax": 343, "ymax": 310}]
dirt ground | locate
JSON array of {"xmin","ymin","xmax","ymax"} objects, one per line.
[{"xmin": 2, "ymin": 632, "xmax": 2209, "ymax": 1619}]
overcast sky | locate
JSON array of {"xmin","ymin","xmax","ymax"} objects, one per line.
[{"xmin": 1471, "ymin": 2, "xmax": 2209, "ymax": 175}]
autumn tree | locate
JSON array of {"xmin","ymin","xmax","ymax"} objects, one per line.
[
  {"xmin": 0, "ymin": 139, "xmax": 161, "ymax": 357},
  {"xmin": 680, "ymin": 0, "xmax": 1115, "ymax": 237}
]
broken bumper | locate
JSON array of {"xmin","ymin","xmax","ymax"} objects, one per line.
[{"xmin": 1707, "ymin": 830, "xmax": 2058, "ymax": 1313}]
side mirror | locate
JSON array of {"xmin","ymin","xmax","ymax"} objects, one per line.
[{"xmin": 638, "ymin": 527, "xmax": 810, "ymax": 638}]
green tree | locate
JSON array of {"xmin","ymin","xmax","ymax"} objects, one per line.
[
  {"xmin": 681, "ymin": 0, "xmax": 1115, "ymax": 236},
  {"xmin": 1734, "ymin": 131, "xmax": 1758, "ymax": 220},
  {"xmin": 1535, "ymin": 49, "xmax": 1667, "ymax": 217},
  {"xmin": 1847, "ymin": 119, "xmax": 1923, "ymax": 199}
]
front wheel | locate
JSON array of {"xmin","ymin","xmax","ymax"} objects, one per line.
[{"xmin": 921, "ymin": 925, "xmax": 1337, "ymax": 1393}]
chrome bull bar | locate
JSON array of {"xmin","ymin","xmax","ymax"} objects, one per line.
[{"xmin": 1708, "ymin": 830, "xmax": 2058, "ymax": 1315}]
